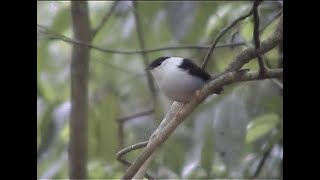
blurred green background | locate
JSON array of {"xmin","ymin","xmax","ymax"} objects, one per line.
[{"xmin": 37, "ymin": 1, "xmax": 283, "ymax": 179}]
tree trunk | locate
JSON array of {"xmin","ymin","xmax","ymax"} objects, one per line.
[{"xmin": 69, "ymin": 1, "xmax": 92, "ymax": 179}]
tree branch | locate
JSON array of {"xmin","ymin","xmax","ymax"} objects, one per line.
[
  {"xmin": 92, "ymin": 1, "xmax": 119, "ymax": 37},
  {"xmin": 37, "ymin": 24, "xmax": 246, "ymax": 55},
  {"xmin": 69, "ymin": 1, "xmax": 92, "ymax": 179},
  {"xmin": 200, "ymin": 6, "xmax": 254, "ymax": 69}
]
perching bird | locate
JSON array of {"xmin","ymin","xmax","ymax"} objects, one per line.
[{"xmin": 146, "ymin": 56, "xmax": 218, "ymax": 103}]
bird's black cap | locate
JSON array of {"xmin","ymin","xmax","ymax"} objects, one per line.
[{"xmin": 146, "ymin": 56, "xmax": 169, "ymax": 70}]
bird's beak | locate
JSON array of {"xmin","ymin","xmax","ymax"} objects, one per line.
[{"xmin": 145, "ymin": 66, "xmax": 151, "ymax": 71}]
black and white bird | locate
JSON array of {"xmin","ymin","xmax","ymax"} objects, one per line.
[{"xmin": 146, "ymin": 56, "xmax": 216, "ymax": 103}]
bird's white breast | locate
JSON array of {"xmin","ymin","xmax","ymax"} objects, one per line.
[{"xmin": 151, "ymin": 57, "xmax": 206, "ymax": 102}]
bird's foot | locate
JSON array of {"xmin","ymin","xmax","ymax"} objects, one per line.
[{"xmin": 193, "ymin": 90, "xmax": 204, "ymax": 101}]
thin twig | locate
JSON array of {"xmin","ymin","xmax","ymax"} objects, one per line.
[
  {"xmin": 92, "ymin": 1, "xmax": 119, "ymax": 37},
  {"xmin": 250, "ymin": 130, "xmax": 282, "ymax": 179},
  {"xmin": 118, "ymin": 109, "xmax": 154, "ymax": 123},
  {"xmin": 200, "ymin": 6, "xmax": 254, "ymax": 69},
  {"xmin": 133, "ymin": 1, "xmax": 156, "ymax": 106},
  {"xmin": 253, "ymin": 0, "xmax": 266, "ymax": 78},
  {"xmin": 251, "ymin": 145, "xmax": 273, "ymax": 178},
  {"xmin": 37, "ymin": 24, "xmax": 246, "ymax": 55},
  {"xmin": 116, "ymin": 141, "xmax": 148, "ymax": 163},
  {"xmin": 116, "ymin": 141, "xmax": 154, "ymax": 179}
]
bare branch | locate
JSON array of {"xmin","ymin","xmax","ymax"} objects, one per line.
[
  {"xmin": 37, "ymin": 24, "xmax": 246, "ymax": 55},
  {"xmin": 200, "ymin": 6, "xmax": 254, "ymax": 69},
  {"xmin": 92, "ymin": 1, "xmax": 119, "ymax": 37},
  {"xmin": 69, "ymin": 1, "xmax": 92, "ymax": 179},
  {"xmin": 116, "ymin": 141, "xmax": 148, "ymax": 164}
]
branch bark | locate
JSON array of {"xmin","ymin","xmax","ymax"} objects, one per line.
[{"xmin": 69, "ymin": 1, "xmax": 92, "ymax": 179}]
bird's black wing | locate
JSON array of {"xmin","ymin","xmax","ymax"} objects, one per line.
[{"xmin": 178, "ymin": 58, "xmax": 211, "ymax": 82}]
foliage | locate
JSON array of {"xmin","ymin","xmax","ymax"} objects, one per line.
[{"xmin": 37, "ymin": 1, "xmax": 282, "ymax": 179}]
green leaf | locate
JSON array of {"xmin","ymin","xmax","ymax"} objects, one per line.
[{"xmin": 246, "ymin": 113, "xmax": 280, "ymax": 144}]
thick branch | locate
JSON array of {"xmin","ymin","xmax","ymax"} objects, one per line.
[
  {"xmin": 200, "ymin": 6, "xmax": 254, "ymax": 69},
  {"xmin": 69, "ymin": 1, "xmax": 92, "ymax": 179}
]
